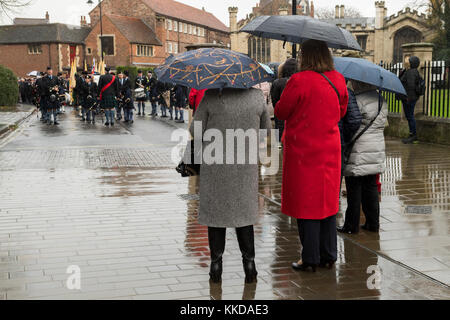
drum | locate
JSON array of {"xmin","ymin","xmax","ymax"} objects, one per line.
[{"xmin": 134, "ymin": 88, "xmax": 146, "ymax": 99}]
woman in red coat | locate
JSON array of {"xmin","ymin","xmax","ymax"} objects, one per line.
[{"xmin": 275, "ymin": 40, "xmax": 348, "ymax": 271}]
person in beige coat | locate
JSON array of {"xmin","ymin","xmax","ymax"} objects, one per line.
[{"xmin": 189, "ymin": 87, "xmax": 271, "ymax": 283}]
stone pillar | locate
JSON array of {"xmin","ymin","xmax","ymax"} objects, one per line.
[
  {"xmin": 402, "ymin": 42, "xmax": 434, "ymax": 116},
  {"xmin": 228, "ymin": 7, "xmax": 239, "ymax": 52},
  {"xmin": 340, "ymin": 5, "xmax": 345, "ymax": 19},
  {"xmin": 374, "ymin": 1, "xmax": 386, "ymax": 63},
  {"xmin": 402, "ymin": 43, "xmax": 434, "ymax": 74}
]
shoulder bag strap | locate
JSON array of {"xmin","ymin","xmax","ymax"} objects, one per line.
[{"xmin": 319, "ymin": 72, "xmax": 340, "ymax": 101}]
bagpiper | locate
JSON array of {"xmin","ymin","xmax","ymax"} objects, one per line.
[
  {"xmin": 98, "ymin": 67, "xmax": 119, "ymax": 126},
  {"xmin": 43, "ymin": 67, "xmax": 60, "ymax": 125}
]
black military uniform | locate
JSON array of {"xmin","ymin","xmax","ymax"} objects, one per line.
[
  {"xmin": 135, "ymin": 71, "xmax": 148, "ymax": 115},
  {"xmin": 42, "ymin": 69, "xmax": 59, "ymax": 124},
  {"xmin": 98, "ymin": 68, "xmax": 119, "ymax": 126}
]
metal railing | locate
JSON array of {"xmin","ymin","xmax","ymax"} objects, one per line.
[{"xmin": 380, "ymin": 61, "xmax": 450, "ymax": 119}]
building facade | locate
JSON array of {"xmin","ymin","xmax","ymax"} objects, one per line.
[
  {"xmin": 0, "ymin": 14, "xmax": 90, "ymax": 77},
  {"xmin": 230, "ymin": 0, "xmax": 435, "ymax": 64},
  {"xmin": 87, "ymin": 0, "xmax": 230, "ymax": 67}
]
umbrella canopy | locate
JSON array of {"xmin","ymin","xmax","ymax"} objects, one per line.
[
  {"xmin": 333, "ymin": 57, "xmax": 406, "ymax": 95},
  {"xmin": 154, "ymin": 48, "xmax": 274, "ymax": 90},
  {"xmin": 27, "ymin": 71, "xmax": 39, "ymax": 77},
  {"xmin": 259, "ymin": 63, "xmax": 275, "ymax": 76},
  {"xmin": 241, "ymin": 15, "xmax": 361, "ymax": 51}
]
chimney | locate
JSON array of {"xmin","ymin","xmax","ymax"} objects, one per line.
[
  {"xmin": 335, "ymin": 5, "xmax": 340, "ymax": 19},
  {"xmin": 310, "ymin": 1, "xmax": 315, "ymax": 18},
  {"xmin": 80, "ymin": 16, "xmax": 88, "ymax": 27},
  {"xmin": 45, "ymin": 11, "xmax": 49, "ymax": 21},
  {"xmin": 340, "ymin": 5, "xmax": 345, "ymax": 19}
]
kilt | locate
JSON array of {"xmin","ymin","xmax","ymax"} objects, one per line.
[{"xmin": 100, "ymin": 95, "xmax": 117, "ymax": 110}]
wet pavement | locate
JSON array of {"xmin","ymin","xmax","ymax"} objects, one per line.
[{"xmin": 0, "ymin": 107, "xmax": 449, "ymax": 300}]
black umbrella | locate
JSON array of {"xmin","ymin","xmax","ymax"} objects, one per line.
[{"xmin": 241, "ymin": 15, "xmax": 362, "ymax": 51}]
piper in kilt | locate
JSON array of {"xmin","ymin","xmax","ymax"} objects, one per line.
[{"xmin": 98, "ymin": 67, "xmax": 119, "ymax": 126}]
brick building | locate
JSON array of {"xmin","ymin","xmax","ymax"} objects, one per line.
[
  {"xmin": 83, "ymin": 14, "xmax": 162, "ymax": 68},
  {"xmin": 87, "ymin": 0, "xmax": 230, "ymax": 67},
  {"xmin": 0, "ymin": 16, "xmax": 90, "ymax": 77}
]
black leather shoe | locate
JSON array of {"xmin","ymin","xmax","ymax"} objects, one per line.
[
  {"xmin": 53, "ymin": 121, "xmax": 59, "ymax": 125},
  {"xmin": 105, "ymin": 122, "xmax": 109, "ymax": 126},
  {"xmin": 292, "ymin": 262, "xmax": 317, "ymax": 272},
  {"xmin": 209, "ymin": 259, "xmax": 222, "ymax": 283}
]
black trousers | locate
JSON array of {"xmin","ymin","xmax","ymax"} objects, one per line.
[
  {"xmin": 344, "ymin": 175, "xmax": 380, "ymax": 232},
  {"xmin": 297, "ymin": 215, "xmax": 337, "ymax": 265}
]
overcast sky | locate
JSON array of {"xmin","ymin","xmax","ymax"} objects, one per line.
[{"xmin": 1, "ymin": 0, "xmax": 421, "ymax": 26}]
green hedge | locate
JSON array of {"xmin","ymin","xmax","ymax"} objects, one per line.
[
  {"xmin": 0, "ymin": 65, "xmax": 19, "ymax": 107},
  {"xmin": 116, "ymin": 66, "xmax": 155, "ymax": 88}
]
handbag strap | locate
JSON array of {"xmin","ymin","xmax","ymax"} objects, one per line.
[{"xmin": 319, "ymin": 73, "xmax": 340, "ymax": 101}]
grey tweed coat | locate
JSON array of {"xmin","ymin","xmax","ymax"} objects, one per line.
[{"xmin": 189, "ymin": 88, "xmax": 272, "ymax": 228}]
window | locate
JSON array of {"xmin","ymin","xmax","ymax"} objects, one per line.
[
  {"xmin": 173, "ymin": 43, "xmax": 178, "ymax": 54},
  {"xmin": 173, "ymin": 20, "xmax": 178, "ymax": 32},
  {"xmin": 248, "ymin": 37, "xmax": 271, "ymax": 63},
  {"xmin": 188, "ymin": 24, "xmax": 192, "ymax": 34},
  {"xmin": 167, "ymin": 19, "xmax": 172, "ymax": 31},
  {"xmin": 184, "ymin": 23, "xmax": 187, "ymax": 33},
  {"xmin": 193, "ymin": 26, "xmax": 197, "ymax": 35},
  {"xmin": 28, "ymin": 44, "xmax": 42, "ymax": 54},
  {"xmin": 356, "ymin": 35, "xmax": 367, "ymax": 52},
  {"xmin": 87, "ymin": 47, "xmax": 92, "ymax": 55},
  {"xmin": 100, "ymin": 36, "xmax": 114, "ymax": 55},
  {"xmin": 179, "ymin": 22, "xmax": 183, "ymax": 32},
  {"xmin": 137, "ymin": 45, "xmax": 154, "ymax": 57},
  {"xmin": 167, "ymin": 42, "xmax": 172, "ymax": 53}
]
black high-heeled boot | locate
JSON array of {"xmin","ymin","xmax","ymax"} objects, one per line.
[
  {"xmin": 236, "ymin": 225, "xmax": 258, "ymax": 283},
  {"xmin": 208, "ymin": 227, "xmax": 226, "ymax": 283},
  {"xmin": 292, "ymin": 261, "xmax": 317, "ymax": 272}
]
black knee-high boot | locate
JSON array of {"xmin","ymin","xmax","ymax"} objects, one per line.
[
  {"xmin": 236, "ymin": 225, "xmax": 257, "ymax": 283},
  {"xmin": 208, "ymin": 227, "xmax": 226, "ymax": 283}
]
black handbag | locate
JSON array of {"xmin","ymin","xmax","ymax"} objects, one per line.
[{"xmin": 176, "ymin": 140, "xmax": 201, "ymax": 177}]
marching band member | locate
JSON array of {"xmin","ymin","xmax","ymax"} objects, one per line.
[
  {"xmin": 43, "ymin": 67, "xmax": 60, "ymax": 125},
  {"xmin": 86, "ymin": 75, "xmax": 98, "ymax": 124},
  {"xmin": 98, "ymin": 67, "xmax": 119, "ymax": 126},
  {"xmin": 135, "ymin": 70, "xmax": 148, "ymax": 116}
]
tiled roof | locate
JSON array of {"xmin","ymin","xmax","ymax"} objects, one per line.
[
  {"xmin": 13, "ymin": 18, "xmax": 49, "ymax": 25},
  {"xmin": 0, "ymin": 23, "xmax": 91, "ymax": 44},
  {"xmin": 142, "ymin": 0, "xmax": 229, "ymax": 33},
  {"xmin": 106, "ymin": 15, "xmax": 162, "ymax": 46}
]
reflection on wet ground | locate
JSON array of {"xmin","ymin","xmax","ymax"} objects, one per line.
[
  {"xmin": 0, "ymin": 110, "xmax": 449, "ymax": 299},
  {"xmin": 259, "ymin": 138, "xmax": 450, "ymax": 287}
]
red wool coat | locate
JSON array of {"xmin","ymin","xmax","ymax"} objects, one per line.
[{"xmin": 275, "ymin": 71, "xmax": 348, "ymax": 220}]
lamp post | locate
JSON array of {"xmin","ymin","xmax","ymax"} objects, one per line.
[
  {"xmin": 292, "ymin": 0, "xmax": 297, "ymax": 59},
  {"xmin": 87, "ymin": 0, "xmax": 104, "ymax": 61}
]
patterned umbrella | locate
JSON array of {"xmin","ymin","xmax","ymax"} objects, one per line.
[{"xmin": 154, "ymin": 48, "xmax": 274, "ymax": 90}]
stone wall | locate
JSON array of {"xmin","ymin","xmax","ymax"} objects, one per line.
[{"xmin": 386, "ymin": 114, "xmax": 450, "ymax": 145}]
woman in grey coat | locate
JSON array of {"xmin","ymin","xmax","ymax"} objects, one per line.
[
  {"xmin": 338, "ymin": 80, "xmax": 388, "ymax": 234},
  {"xmin": 189, "ymin": 87, "xmax": 271, "ymax": 283}
]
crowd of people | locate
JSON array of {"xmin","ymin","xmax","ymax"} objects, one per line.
[
  {"xmin": 18, "ymin": 67, "xmax": 195, "ymax": 127},
  {"xmin": 187, "ymin": 40, "xmax": 421, "ymax": 283}
]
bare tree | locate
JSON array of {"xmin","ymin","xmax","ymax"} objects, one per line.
[
  {"xmin": 315, "ymin": 6, "xmax": 362, "ymax": 19},
  {"xmin": 0, "ymin": 0, "xmax": 31, "ymax": 19}
]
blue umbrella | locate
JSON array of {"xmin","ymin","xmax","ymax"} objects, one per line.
[
  {"xmin": 155, "ymin": 48, "xmax": 273, "ymax": 90},
  {"xmin": 333, "ymin": 57, "xmax": 406, "ymax": 95},
  {"xmin": 259, "ymin": 63, "xmax": 274, "ymax": 76}
]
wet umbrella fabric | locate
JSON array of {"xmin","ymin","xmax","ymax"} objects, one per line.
[
  {"xmin": 241, "ymin": 15, "xmax": 361, "ymax": 51},
  {"xmin": 154, "ymin": 48, "xmax": 274, "ymax": 90},
  {"xmin": 333, "ymin": 57, "xmax": 406, "ymax": 95}
]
